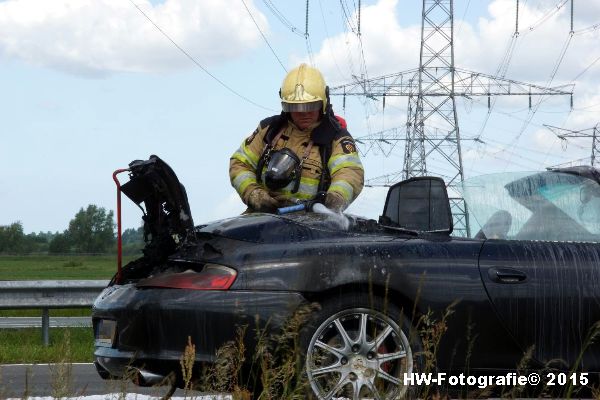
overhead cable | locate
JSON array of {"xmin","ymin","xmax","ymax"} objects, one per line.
[
  {"xmin": 456, "ymin": 0, "xmax": 472, "ymax": 35},
  {"xmin": 571, "ymin": 54, "xmax": 600, "ymax": 81},
  {"xmin": 473, "ymin": 0, "xmax": 526, "ymax": 143},
  {"xmin": 520, "ymin": 0, "xmax": 569, "ymax": 36},
  {"xmin": 491, "ymin": 1, "xmax": 576, "ymax": 171},
  {"xmin": 340, "ymin": 0, "xmax": 357, "ymax": 33},
  {"xmin": 338, "ymin": 0, "xmax": 373, "ymax": 134},
  {"xmin": 512, "ymin": 31, "xmax": 574, "ymax": 139},
  {"xmin": 128, "ymin": 0, "xmax": 274, "ymax": 112},
  {"xmin": 573, "ymin": 22, "xmax": 600, "ymax": 36},
  {"xmin": 241, "ymin": 0, "xmax": 287, "ymax": 72},
  {"xmin": 261, "ymin": 0, "xmax": 304, "ymax": 36},
  {"xmin": 317, "ymin": 0, "xmax": 349, "ymax": 81}
]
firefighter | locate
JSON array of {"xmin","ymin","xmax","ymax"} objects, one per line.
[{"xmin": 229, "ymin": 63, "xmax": 364, "ymax": 213}]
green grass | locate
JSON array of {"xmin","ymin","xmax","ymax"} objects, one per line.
[
  {"xmin": 0, "ymin": 328, "xmax": 93, "ymax": 363},
  {"xmin": 0, "ymin": 255, "xmax": 137, "ymax": 280},
  {"xmin": 0, "ymin": 256, "xmax": 137, "ymax": 364},
  {"xmin": 0, "ymin": 308, "xmax": 91, "ymax": 317},
  {"xmin": 0, "ymin": 255, "xmax": 137, "ymax": 317}
]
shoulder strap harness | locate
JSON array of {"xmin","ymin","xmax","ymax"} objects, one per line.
[{"xmin": 255, "ymin": 112, "xmax": 350, "ymax": 194}]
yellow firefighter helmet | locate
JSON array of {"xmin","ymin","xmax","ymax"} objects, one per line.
[{"xmin": 280, "ymin": 63, "xmax": 328, "ymax": 114}]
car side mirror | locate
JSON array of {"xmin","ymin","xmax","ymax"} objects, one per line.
[{"xmin": 379, "ymin": 177, "xmax": 453, "ymax": 233}]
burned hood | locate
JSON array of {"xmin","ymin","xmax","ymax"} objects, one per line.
[
  {"xmin": 121, "ymin": 155, "xmax": 194, "ymax": 260},
  {"xmin": 197, "ymin": 212, "xmax": 358, "ymax": 243}
]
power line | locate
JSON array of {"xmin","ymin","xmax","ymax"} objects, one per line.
[
  {"xmin": 494, "ymin": 0, "xmax": 576, "ymax": 171},
  {"xmin": 573, "ymin": 22, "xmax": 600, "ymax": 36},
  {"xmin": 571, "ymin": 53, "xmax": 600, "ymax": 81},
  {"xmin": 337, "ymin": 0, "xmax": 374, "ymax": 135},
  {"xmin": 511, "ymin": 31, "xmax": 573, "ymax": 140},
  {"xmin": 473, "ymin": 0, "xmax": 524, "ymax": 143},
  {"xmin": 456, "ymin": 0, "xmax": 472, "ymax": 35},
  {"xmin": 474, "ymin": 134, "xmax": 570, "ymax": 160},
  {"xmin": 128, "ymin": 0, "xmax": 275, "ymax": 112},
  {"xmin": 574, "ymin": 101, "xmax": 600, "ymax": 111},
  {"xmin": 317, "ymin": 0, "xmax": 349, "ymax": 82},
  {"xmin": 340, "ymin": 0, "xmax": 358, "ymax": 33},
  {"xmin": 466, "ymin": 96, "xmax": 561, "ymax": 131},
  {"xmin": 546, "ymin": 124, "xmax": 600, "ymax": 166},
  {"xmin": 241, "ymin": 0, "xmax": 287, "ymax": 72},
  {"xmin": 261, "ymin": 0, "xmax": 304, "ymax": 36},
  {"xmin": 473, "ymin": 33, "xmax": 519, "ymax": 141},
  {"xmin": 520, "ymin": 0, "xmax": 569, "ymax": 36}
]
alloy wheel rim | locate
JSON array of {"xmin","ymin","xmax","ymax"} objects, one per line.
[{"xmin": 306, "ymin": 308, "xmax": 413, "ymax": 400}]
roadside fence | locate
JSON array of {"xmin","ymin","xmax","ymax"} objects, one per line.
[{"xmin": 0, "ymin": 280, "xmax": 109, "ymax": 346}]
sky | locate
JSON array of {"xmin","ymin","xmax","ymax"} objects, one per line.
[{"xmin": 1, "ymin": 0, "xmax": 599, "ymax": 233}]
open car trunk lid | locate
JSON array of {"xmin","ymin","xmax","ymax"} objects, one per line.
[{"xmin": 121, "ymin": 155, "xmax": 195, "ymax": 263}]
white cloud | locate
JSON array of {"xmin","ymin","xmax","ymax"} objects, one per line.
[
  {"xmin": 308, "ymin": 0, "xmax": 599, "ymax": 177},
  {"xmin": 311, "ymin": 0, "xmax": 599, "ymax": 89},
  {"xmin": 0, "ymin": 0, "xmax": 268, "ymax": 76},
  {"xmin": 461, "ymin": 0, "xmax": 600, "ymax": 85},
  {"xmin": 310, "ymin": 0, "xmax": 420, "ymax": 85},
  {"xmin": 531, "ymin": 128, "xmax": 562, "ymax": 153}
]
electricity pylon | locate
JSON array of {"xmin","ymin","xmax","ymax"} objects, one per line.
[
  {"xmin": 330, "ymin": 0, "xmax": 574, "ymax": 236},
  {"xmin": 545, "ymin": 124, "xmax": 600, "ymax": 167}
]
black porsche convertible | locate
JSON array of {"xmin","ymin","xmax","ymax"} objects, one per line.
[{"xmin": 93, "ymin": 155, "xmax": 600, "ymax": 398}]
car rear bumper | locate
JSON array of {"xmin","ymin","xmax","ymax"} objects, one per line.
[{"xmin": 92, "ymin": 284, "xmax": 306, "ymax": 379}]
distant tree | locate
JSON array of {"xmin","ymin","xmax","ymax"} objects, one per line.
[
  {"xmin": 122, "ymin": 226, "xmax": 144, "ymax": 245},
  {"xmin": 48, "ymin": 232, "xmax": 72, "ymax": 254},
  {"xmin": 68, "ymin": 205, "xmax": 115, "ymax": 253},
  {"xmin": 0, "ymin": 222, "xmax": 26, "ymax": 253},
  {"xmin": 21, "ymin": 231, "xmax": 53, "ymax": 253},
  {"xmin": 120, "ymin": 226, "xmax": 145, "ymax": 256}
]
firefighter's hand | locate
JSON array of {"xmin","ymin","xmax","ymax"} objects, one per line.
[
  {"xmin": 324, "ymin": 192, "xmax": 347, "ymax": 212},
  {"xmin": 272, "ymin": 195, "xmax": 296, "ymax": 208},
  {"xmin": 248, "ymin": 188, "xmax": 279, "ymax": 212}
]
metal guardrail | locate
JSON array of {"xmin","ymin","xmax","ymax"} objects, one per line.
[
  {"xmin": 0, "ymin": 280, "xmax": 109, "ymax": 346},
  {"xmin": 0, "ymin": 316, "xmax": 92, "ymax": 328}
]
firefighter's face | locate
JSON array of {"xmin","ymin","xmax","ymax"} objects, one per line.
[{"xmin": 290, "ymin": 110, "xmax": 320, "ymax": 130}]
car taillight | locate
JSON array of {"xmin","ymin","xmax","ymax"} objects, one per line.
[{"xmin": 137, "ymin": 264, "xmax": 237, "ymax": 290}]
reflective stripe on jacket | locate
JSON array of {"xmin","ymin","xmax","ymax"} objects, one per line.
[{"xmin": 229, "ymin": 115, "xmax": 364, "ymax": 207}]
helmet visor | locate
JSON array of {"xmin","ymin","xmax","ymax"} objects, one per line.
[{"xmin": 281, "ymin": 100, "xmax": 322, "ymax": 113}]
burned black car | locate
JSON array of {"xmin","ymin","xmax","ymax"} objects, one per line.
[{"xmin": 93, "ymin": 155, "xmax": 600, "ymax": 398}]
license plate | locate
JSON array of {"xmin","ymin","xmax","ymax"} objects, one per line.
[{"xmin": 95, "ymin": 319, "xmax": 116, "ymax": 347}]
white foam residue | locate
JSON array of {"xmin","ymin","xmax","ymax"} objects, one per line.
[
  {"xmin": 8, "ymin": 395, "xmax": 231, "ymax": 400},
  {"xmin": 313, "ymin": 203, "xmax": 350, "ymax": 230}
]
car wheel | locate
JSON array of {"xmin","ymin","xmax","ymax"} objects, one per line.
[{"xmin": 302, "ymin": 294, "xmax": 420, "ymax": 400}]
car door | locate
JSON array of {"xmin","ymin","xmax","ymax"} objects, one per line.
[
  {"xmin": 471, "ymin": 170, "xmax": 600, "ymax": 370},
  {"xmin": 479, "ymin": 239, "xmax": 600, "ymax": 369}
]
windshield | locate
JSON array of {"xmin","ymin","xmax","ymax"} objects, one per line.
[{"xmin": 460, "ymin": 171, "xmax": 600, "ymax": 242}]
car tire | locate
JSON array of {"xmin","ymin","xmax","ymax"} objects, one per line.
[{"xmin": 300, "ymin": 293, "xmax": 422, "ymax": 400}]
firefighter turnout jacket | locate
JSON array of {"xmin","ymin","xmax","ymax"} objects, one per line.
[{"xmin": 230, "ymin": 113, "xmax": 364, "ymax": 210}]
